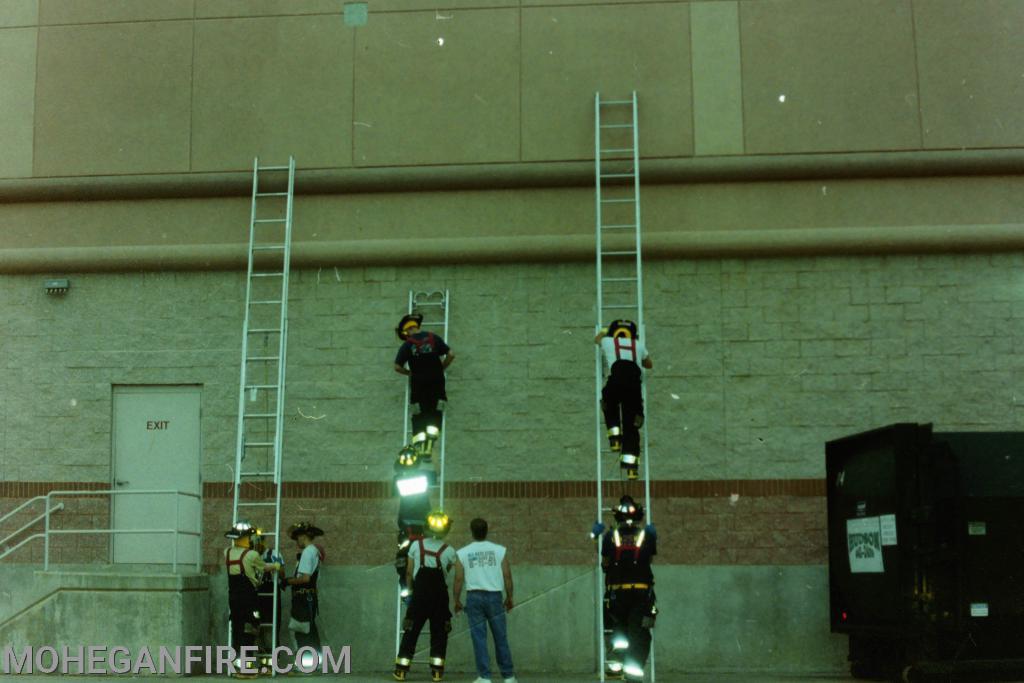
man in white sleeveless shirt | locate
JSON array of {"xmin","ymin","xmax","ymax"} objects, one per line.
[{"xmin": 453, "ymin": 518, "xmax": 517, "ymax": 683}]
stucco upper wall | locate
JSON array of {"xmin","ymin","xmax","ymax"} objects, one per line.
[{"xmin": 1, "ymin": 0, "xmax": 1022, "ymax": 180}]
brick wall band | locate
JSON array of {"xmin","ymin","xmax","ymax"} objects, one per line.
[{"xmin": 2, "ymin": 479, "xmax": 827, "ymax": 568}]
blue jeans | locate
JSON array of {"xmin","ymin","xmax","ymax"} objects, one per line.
[{"xmin": 464, "ymin": 591, "xmax": 514, "ymax": 680}]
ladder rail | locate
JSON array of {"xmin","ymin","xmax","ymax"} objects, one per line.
[
  {"xmin": 593, "ymin": 92, "xmax": 608, "ymax": 683},
  {"xmin": 229, "ymin": 156, "xmax": 295, "ymax": 675},
  {"xmin": 594, "ymin": 91, "xmax": 654, "ymax": 682}
]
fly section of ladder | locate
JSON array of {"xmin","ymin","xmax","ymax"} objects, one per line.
[
  {"xmin": 230, "ymin": 156, "xmax": 295, "ymax": 675},
  {"xmin": 394, "ymin": 289, "xmax": 451, "ymax": 662},
  {"xmin": 594, "ymin": 92, "xmax": 655, "ymax": 682}
]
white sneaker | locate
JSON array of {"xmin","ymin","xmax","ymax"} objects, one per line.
[
  {"xmin": 503, "ymin": 678, "xmax": 518, "ymax": 683},
  {"xmin": 472, "ymin": 679, "xmax": 492, "ymax": 683}
]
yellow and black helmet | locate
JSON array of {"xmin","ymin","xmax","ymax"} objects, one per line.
[
  {"xmin": 425, "ymin": 510, "xmax": 451, "ymax": 539},
  {"xmin": 607, "ymin": 319, "xmax": 638, "ymax": 340},
  {"xmin": 396, "ymin": 313, "xmax": 424, "ymax": 340},
  {"xmin": 396, "ymin": 445, "xmax": 419, "ymax": 469}
]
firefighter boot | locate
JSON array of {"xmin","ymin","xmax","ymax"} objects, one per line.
[
  {"xmin": 608, "ymin": 427, "xmax": 622, "ymax": 452},
  {"xmin": 393, "ymin": 657, "xmax": 411, "ymax": 681},
  {"xmin": 620, "ymin": 453, "xmax": 639, "ymax": 480}
]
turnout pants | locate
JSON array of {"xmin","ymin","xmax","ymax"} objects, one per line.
[
  {"xmin": 602, "ymin": 361, "xmax": 644, "ymax": 460},
  {"xmin": 229, "ymin": 591, "xmax": 260, "ymax": 655},
  {"xmin": 606, "ymin": 588, "xmax": 654, "ymax": 678},
  {"xmin": 291, "ymin": 590, "xmax": 321, "ymax": 653},
  {"xmin": 397, "ymin": 588, "xmax": 451, "ymax": 669},
  {"xmin": 410, "ymin": 377, "xmax": 446, "ymax": 436}
]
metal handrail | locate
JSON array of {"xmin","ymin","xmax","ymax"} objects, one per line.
[
  {"xmin": 41, "ymin": 489, "xmax": 202, "ymax": 572},
  {"xmin": 0, "ymin": 495, "xmax": 48, "ymax": 528},
  {"xmin": 0, "ymin": 503, "xmax": 65, "ymax": 550}
]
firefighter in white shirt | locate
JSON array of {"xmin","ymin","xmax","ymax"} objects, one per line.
[
  {"xmin": 596, "ymin": 320, "xmax": 653, "ymax": 479},
  {"xmin": 394, "ymin": 510, "xmax": 457, "ymax": 682}
]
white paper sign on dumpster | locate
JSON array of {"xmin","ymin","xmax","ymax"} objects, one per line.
[{"xmin": 847, "ymin": 517, "xmax": 884, "ymax": 573}]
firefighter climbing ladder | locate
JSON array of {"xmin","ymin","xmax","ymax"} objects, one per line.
[
  {"xmin": 594, "ymin": 92, "xmax": 655, "ymax": 682},
  {"xmin": 230, "ymin": 156, "xmax": 296, "ymax": 671},
  {"xmin": 394, "ymin": 289, "xmax": 451, "ymax": 656}
]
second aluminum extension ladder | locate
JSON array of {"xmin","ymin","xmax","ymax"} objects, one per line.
[
  {"xmin": 594, "ymin": 92, "xmax": 655, "ymax": 682},
  {"xmin": 230, "ymin": 156, "xmax": 296, "ymax": 672},
  {"xmin": 394, "ymin": 289, "xmax": 452, "ymax": 659}
]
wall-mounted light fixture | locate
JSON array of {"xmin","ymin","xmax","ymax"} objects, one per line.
[{"xmin": 44, "ymin": 278, "xmax": 70, "ymax": 295}]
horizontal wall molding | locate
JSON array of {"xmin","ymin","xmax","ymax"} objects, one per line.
[
  {"xmin": 3, "ymin": 223, "xmax": 1024, "ymax": 274},
  {"xmin": 1, "ymin": 149, "xmax": 1022, "ymax": 203},
  {"xmin": 0, "ymin": 479, "xmax": 825, "ymax": 500}
]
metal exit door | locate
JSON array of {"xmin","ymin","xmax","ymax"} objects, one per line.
[{"xmin": 111, "ymin": 385, "xmax": 202, "ymax": 565}]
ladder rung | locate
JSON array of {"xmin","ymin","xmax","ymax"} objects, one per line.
[
  {"xmin": 244, "ymin": 442, "xmax": 275, "ymax": 447},
  {"xmin": 252, "ymin": 246, "xmax": 285, "ymax": 251},
  {"xmin": 600, "ymin": 173, "xmax": 635, "ymax": 178},
  {"xmin": 603, "ymin": 304, "xmax": 637, "ymax": 309},
  {"xmin": 244, "ymin": 413, "xmax": 277, "ymax": 418},
  {"xmin": 600, "ymin": 124, "xmax": 633, "ymax": 129},
  {"xmin": 237, "ymin": 502, "xmax": 277, "ymax": 507},
  {"xmin": 254, "ymin": 219, "xmax": 287, "ymax": 224},
  {"xmin": 250, "ymin": 272, "xmax": 284, "ymax": 277},
  {"xmin": 420, "ymin": 321, "xmax": 445, "ymax": 327},
  {"xmin": 413, "ymin": 302, "xmax": 445, "ymax": 308},
  {"xmin": 601, "ymin": 198, "xmax": 635, "ymax": 204},
  {"xmin": 247, "ymin": 356, "xmax": 280, "ymax": 361},
  {"xmin": 603, "ymin": 251, "xmax": 637, "ymax": 256},
  {"xmin": 602, "ymin": 224, "xmax": 637, "ymax": 229},
  {"xmin": 258, "ymin": 165, "xmax": 290, "ymax": 171},
  {"xmin": 257, "ymin": 192, "xmax": 289, "ymax": 197},
  {"xmin": 600, "ymin": 99, "xmax": 633, "ymax": 105},
  {"xmin": 245, "ymin": 384, "xmax": 279, "ymax": 390},
  {"xmin": 240, "ymin": 471, "xmax": 276, "ymax": 477},
  {"xmin": 248, "ymin": 328, "xmax": 282, "ymax": 334},
  {"xmin": 601, "ymin": 148, "xmax": 634, "ymax": 153},
  {"xmin": 602, "ymin": 277, "xmax": 638, "ymax": 282},
  {"xmin": 249, "ymin": 300, "xmax": 282, "ymax": 305}
]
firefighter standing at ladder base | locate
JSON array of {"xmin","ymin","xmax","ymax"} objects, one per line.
[
  {"xmin": 225, "ymin": 521, "xmax": 282, "ymax": 679},
  {"xmin": 394, "ymin": 313, "xmax": 455, "ymax": 462},
  {"xmin": 393, "ymin": 510, "xmax": 457, "ymax": 682},
  {"xmin": 596, "ymin": 320, "xmax": 653, "ymax": 480},
  {"xmin": 285, "ymin": 522, "xmax": 325, "ymax": 669},
  {"xmin": 592, "ymin": 496, "xmax": 658, "ymax": 682}
]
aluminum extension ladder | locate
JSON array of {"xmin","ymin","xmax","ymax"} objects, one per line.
[
  {"xmin": 593, "ymin": 92, "xmax": 655, "ymax": 682},
  {"xmin": 393, "ymin": 289, "xmax": 451, "ymax": 660},
  {"xmin": 229, "ymin": 156, "xmax": 296, "ymax": 673}
]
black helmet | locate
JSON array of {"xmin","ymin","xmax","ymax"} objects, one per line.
[
  {"xmin": 288, "ymin": 521, "xmax": 325, "ymax": 540},
  {"xmin": 612, "ymin": 495, "xmax": 644, "ymax": 525},
  {"xmin": 396, "ymin": 313, "xmax": 424, "ymax": 340},
  {"xmin": 607, "ymin": 320, "xmax": 638, "ymax": 340}
]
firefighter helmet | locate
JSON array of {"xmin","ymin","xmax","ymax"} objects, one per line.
[
  {"xmin": 396, "ymin": 313, "xmax": 424, "ymax": 340},
  {"xmin": 225, "ymin": 520, "xmax": 256, "ymax": 540},
  {"xmin": 607, "ymin": 319, "xmax": 638, "ymax": 340},
  {"xmin": 425, "ymin": 510, "xmax": 451, "ymax": 539},
  {"xmin": 396, "ymin": 445, "xmax": 419, "ymax": 469},
  {"xmin": 288, "ymin": 521, "xmax": 325, "ymax": 540},
  {"xmin": 612, "ymin": 495, "xmax": 645, "ymax": 526}
]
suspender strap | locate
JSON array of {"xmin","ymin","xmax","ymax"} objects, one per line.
[
  {"xmin": 226, "ymin": 548, "xmax": 250, "ymax": 570},
  {"xmin": 417, "ymin": 540, "xmax": 448, "ymax": 568},
  {"xmin": 613, "ymin": 336, "xmax": 636, "ymax": 362}
]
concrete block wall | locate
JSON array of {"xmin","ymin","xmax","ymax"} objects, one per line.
[{"xmin": 2, "ymin": 251, "xmax": 1023, "ymax": 673}]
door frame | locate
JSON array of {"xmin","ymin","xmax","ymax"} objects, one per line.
[{"xmin": 109, "ymin": 384, "xmax": 203, "ymax": 565}]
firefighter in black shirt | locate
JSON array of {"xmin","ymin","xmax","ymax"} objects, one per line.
[
  {"xmin": 594, "ymin": 496, "xmax": 658, "ymax": 682},
  {"xmin": 394, "ymin": 313, "xmax": 455, "ymax": 461}
]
